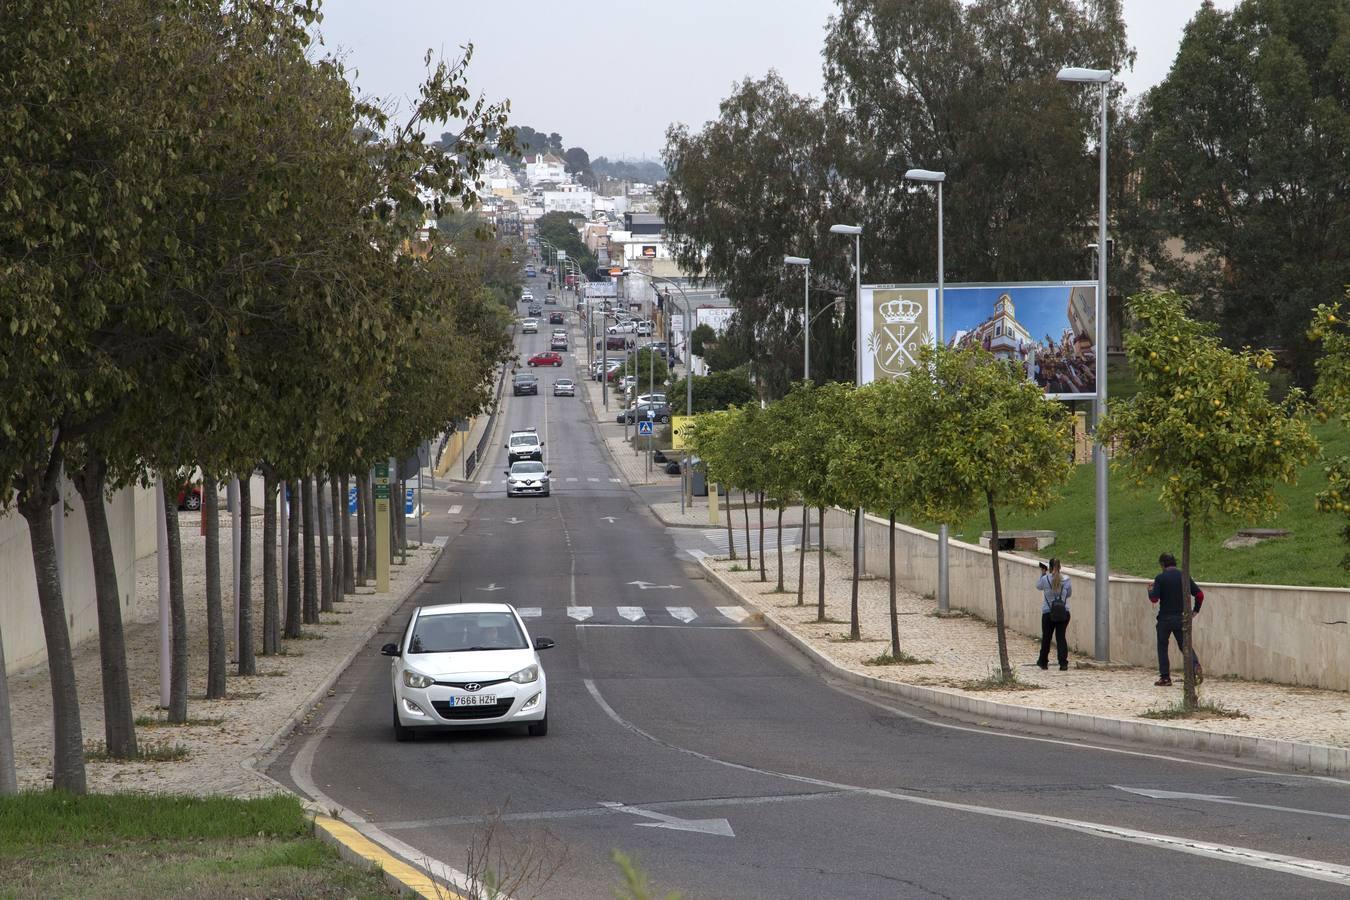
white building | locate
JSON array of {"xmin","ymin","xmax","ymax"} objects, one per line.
[
  {"xmin": 525, "ymin": 153, "xmax": 567, "ymax": 186},
  {"xmin": 542, "ymin": 187, "xmax": 594, "ymax": 215}
]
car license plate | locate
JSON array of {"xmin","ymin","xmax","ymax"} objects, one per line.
[{"xmin": 450, "ymin": 694, "xmax": 497, "ymax": 706}]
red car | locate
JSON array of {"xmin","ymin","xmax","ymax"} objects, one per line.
[{"xmin": 527, "ymin": 351, "xmax": 564, "ymax": 367}]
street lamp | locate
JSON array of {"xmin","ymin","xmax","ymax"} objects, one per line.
[
  {"xmin": 1058, "ymin": 64, "xmax": 1113, "ymax": 662},
  {"xmin": 783, "ymin": 255, "xmax": 811, "ymax": 380},
  {"xmin": 903, "ymin": 168, "xmax": 948, "ymax": 611},
  {"xmin": 828, "ymin": 224, "xmax": 867, "ymax": 575}
]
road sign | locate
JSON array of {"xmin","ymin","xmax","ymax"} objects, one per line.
[
  {"xmin": 637, "ymin": 420, "xmax": 654, "ymax": 436},
  {"xmin": 671, "ymin": 416, "xmax": 693, "ymax": 450},
  {"xmin": 348, "ymin": 486, "xmax": 357, "ymax": 514},
  {"xmin": 405, "ymin": 487, "xmax": 415, "ymax": 517}
]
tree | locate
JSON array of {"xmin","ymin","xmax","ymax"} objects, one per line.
[
  {"xmin": 757, "ymin": 397, "xmax": 800, "ymax": 593},
  {"xmin": 689, "ymin": 324, "xmax": 716, "ymax": 358},
  {"xmin": 669, "ymin": 368, "xmax": 755, "ymax": 414},
  {"xmin": 563, "ymin": 146, "xmax": 592, "ymax": 181},
  {"xmin": 1136, "ymin": 0, "xmax": 1350, "ymax": 387},
  {"xmin": 1103, "ymin": 292, "xmax": 1319, "ymax": 708},
  {"xmin": 687, "ymin": 410, "xmax": 738, "ymax": 559},
  {"xmin": 893, "ymin": 345, "xmax": 1075, "ymax": 680},
  {"xmin": 1312, "ymin": 299, "xmax": 1350, "ymax": 570},
  {"xmin": 536, "ymin": 211, "xmax": 597, "ymax": 276},
  {"xmin": 827, "ymin": 387, "xmax": 889, "ymax": 642},
  {"xmin": 620, "ymin": 349, "xmax": 670, "ymax": 394}
]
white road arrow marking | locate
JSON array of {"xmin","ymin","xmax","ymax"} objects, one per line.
[
  {"xmin": 567, "ymin": 606, "xmax": 593, "ymax": 621},
  {"xmin": 601, "ymin": 516, "xmax": 617, "ymax": 523},
  {"xmin": 517, "ymin": 607, "xmax": 541, "ymax": 618},
  {"xmin": 448, "ymin": 505, "xmax": 462, "ymax": 516},
  {"xmin": 599, "ymin": 802, "xmax": 734, "ymax": 837},
  {"xmin": 505, "ymin": 517, "xmax": 524, "ymax": 525},
  {"xmin": 627, "ymin": 581, "xmax": 681, "ymax": 590},
  {"xmin": 717, "ymin": 606, "xmax": 749, "ymax": 623},
  {"xmin": 667, "ymin": 607, "xmax": 697, "ymax": 623},
  {"xmin": 617, "ymin": 607, "xmax": 645, "ymax": 622},
  {"xmin": 478, "ymin": 583, "xmax": 504, "ymax": 592},
  {"xmin": 1113, "ymin": 786, "xmax": 1350, "ymax": 822}
]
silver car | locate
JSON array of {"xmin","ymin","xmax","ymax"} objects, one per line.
[
  {"xmin": 505, "ymin": 460, "xmax": 551, "ymax": 497},
  {"xmin": 553, "ymin": 378, "xmax": 576, "ymax": 397}
]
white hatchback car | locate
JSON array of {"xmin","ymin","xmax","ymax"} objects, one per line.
[{"xmin": 383, "ymin": 603, "xmax": 553, "ymax": 740}]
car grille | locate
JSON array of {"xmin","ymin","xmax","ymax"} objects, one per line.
[{"xmin": 431, "ymin": 699, "xmax": 514, "ymax": 720}]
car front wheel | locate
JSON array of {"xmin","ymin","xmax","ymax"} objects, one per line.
[
  {"xmin": 527, "ymin": 713, "xmax": 548, "ymax": 737},
  {"xmin": 393, "ymin": 701, "xmax": 414, "ymax": 742},
  {"xmin": 183, "ymin": 491, "xmax": 202, "ymax": 511}
]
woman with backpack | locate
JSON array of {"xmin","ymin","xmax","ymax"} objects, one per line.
[{"xmin": 1036, "ymin": 558, "xmax": 1072, "ymax": 671}]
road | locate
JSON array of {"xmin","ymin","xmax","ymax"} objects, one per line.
[{"xmin": 270, "ymin": 270, "xmax": 1350, "ymax": 899}]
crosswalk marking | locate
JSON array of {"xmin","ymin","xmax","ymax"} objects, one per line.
[
  {"xmin": 666, "ymin": 606, "xmax": 697, "ymax": 623},
  {"xmin": 517, "ymin": 607, "xmax": 541, "ymax": 618},
  {"xmin": 717, "ymin": 606, "xmax": 750, "ymax": 623},
  {"xmin": 567, "ymin": 606, "xmax": 593, "ymax": 621},
  {"xmin": 480, "ymin": 480, "xmax": 492, "ymax": 485},
  {"xmin": 448, "ymin": 505, "xmax": 462, "ymax": 516},
  {"xmin": 616, "ymin": 606, "xmax": 645, "ymax": 622},
  {"xmin": 587, "ymin": 477, "xmax": 600, "ymax": 482},
  {"xmin": 609, "ymin": 478, "xmax": 621, "ymax": 483},
  {"xmin": 566, "ymin": 477, "xmax": 578, "ymax": 482}
]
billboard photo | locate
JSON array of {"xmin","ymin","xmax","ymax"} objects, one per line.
[{"xmin": 942, "ymin": 283, "xmax": 1096, "ymax": 399}]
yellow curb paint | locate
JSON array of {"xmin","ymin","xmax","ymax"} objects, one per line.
[{"xmin": 314, "ymin": 815, "xmax": 462, "ymax": 899}]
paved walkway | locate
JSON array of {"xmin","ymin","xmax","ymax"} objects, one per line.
[
  {"xmin": 9, "ymin": 509, "xmax": 438, "ymax": 795},
  {"xmin": 700, "ymin": 546, "xmax": 1350, "ymax": 756}
]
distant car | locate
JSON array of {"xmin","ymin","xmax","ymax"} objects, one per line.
[
  {"xmin": 544, "ymin": 294, "xmax": 558, "ymax": 305},
  {"xmin": 607, "ymin": 321, "xmax": 637, "ymax": 334},
  {"xmin": 553, "ymin": 378, "xmax": 575, "ymax": 397},
  {"xmin": 512, "ymin": 374, "xmax": 538, "ymax": 396},
  {"xmin": 528, "ymin": 351, "xmax": 563, "ymax": 367},
  {"xmin": 504, "ymin": 460, "xmax": 551, "ymax": 497},
  {"xmin": 521, "ymin": 318, "xmax": 539, "ymax": 334},
  {"xmin": 596, "ymin": 336, "xmax": 631, "ymax": 352},
  {"xmin": 506, "ymin": 429, "xmax": 543, "ymax": 463},
  {"xmin": 383, "ymin": 602, "xmax": 553, "ymax": 740},
  {"xmin": 550, "ymin": 336, "xmax": 568, "ymax": 351},
  {"xmin": 548, "ymin": 312, "xmax": 565, "ymax": 325},
  {"xmin": 619, "ymin": 402, "xmax": 672, "ymax": 425},
  {"xmin": 528, "ymin": 304, "xmax": 542, "ymax": 316},
  {"xmin": 634, "ymin": 392, "xmax": 667, "ymax": 406},
  {"xmin": 521, "ymin": 291, "xmax": 534, "ymax": 302},
  {"xmin": 634, "ymin": 320, "xmax": 654, "ymax": 336}
]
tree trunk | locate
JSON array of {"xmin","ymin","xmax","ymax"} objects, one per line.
[
  {"xmin": 0, "ymin": 615, "xmax": 16, "ymax": 793},
  {"xmin": 301, "ymin": 477, "xmax": 318, "ymax": 625},
  {"xmin": 355, "ymin": 474, "xmax": 367, "ymax": 586},
  {"xmin": 889, "ymin": 511, "xmax": 899, "ymax": 660},
  {"xmin": 742, "ymin": 490, "xmax": 752, "ymax": 570},
  {"xmin": 797, "ymin": 506, "xmax": 808, "ymax": 606},
  {"xmin": 725, "ymin": 484, "xmax": 737, "ymax": 560},
  {"xmin": 262, "ymin": 469, "xmax": 279, "ymax": 655},
  {"xmin": 817, "ymin": 506, "xmax": 827, "ymax": 622},
  {"xmin": 318, "ymin": 476, "xmax": 332, "ymax": 614},
  {"xmin": 160, "ymin": 477, "xmax": 189, "ymax": 724},
  {"xmin": 203, "ymin": 476, "xmax": 226, "ymax": 700},
  {"xmin": 365, "ymin": 471, "xmax": 377, "ymax": 578},
  {"xmin": 1182, "ymin": 513, "xmax": 1198, "ymax": 710},
  {"xmin": 72, "ymin": 458, "xmax": 137, "ymax": 758},
  {"xmin": 849, "ymin": 508, "xmax": 861, "ymax": 641},
  {"xmin": 19, "ymin": 474, "xmax": 86, "ymax": 792},
  {"xmin": 328, "ymin": 478, "xmax": 342, "ymax": 604},
  {"xmin": 987, "ymin": 491, "xmax": 1012, "ymax": 679},
  {"xmin": 775, "ymin": 505, "xmax": 785, "ymax": 592},
  {"xmin": 757, "ymin": 493, "xmax": 766, "ymax": 582},
  {"xmin": 284, "ymin": 479, "xmax": 302, "ymax": 639},
  {"xmin": 237, "ymin": 477, "xmax": 255, "ymax": 675},
  {"xmin": 341, "ymin": 474, "xmax": 354, "ymax": 594}
]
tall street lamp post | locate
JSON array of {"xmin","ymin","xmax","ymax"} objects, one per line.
[
  {"xmin": 783, "ymin": 256, "xmax": 811, "ymax": 380},
  {"xmin": 828, "ymin": 224, "xmax": 866, "ymax": 573},
  {"xmin": 903, "ymin": 169, "xmax": 949, "ymax": 611},
  {"xmin": 1058, "ymin": 65, "xmax": 1113, "ymax": 662}
]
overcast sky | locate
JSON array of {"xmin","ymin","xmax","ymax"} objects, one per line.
[{"xmin": 314, "ymin": 0, "xmax": 1240, "ymax": 160}]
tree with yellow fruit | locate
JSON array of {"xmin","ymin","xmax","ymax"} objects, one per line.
[
  {"xmin": 1310, "ymin": 297, "xmax": 1350, "ymax": 571},
  {"xmin": 1102, "ymin": 292, "xmax": 1319, "ymax": 710}
]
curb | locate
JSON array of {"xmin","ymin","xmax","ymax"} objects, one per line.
[
  {"xmin": 314, "ymin": 815, "xmax": 460, "ymax": 899},
  {"xmin": 240, "ymin": 540, "xmax": 446, "ymax": 794},
  {"xmin": 697, "ymin": 557, "xmax": 1350, "ymax": 777}
]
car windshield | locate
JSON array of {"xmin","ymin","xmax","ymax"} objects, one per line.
[
  {"xmin": 509, "ymin": 435, "xmax": 537, "ymax": 446},
  {"xmin": 556, "ymin": 379, "xmax": 573, "ymax": 386},
  {"xmin": 513, "ymin": 375, "xmax": 534, "ymax": 383},
  {"xmin": 511, "ymin": 462, "xmax": 545, "ymax": 474},
  {"xmin": 408, "ymin": 612, "xmax": 527, "ymax": 653}
]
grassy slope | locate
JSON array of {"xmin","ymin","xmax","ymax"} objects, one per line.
[{"xmin": 907, "ymin": 423, "xmax": 1350, "ymax": 588}]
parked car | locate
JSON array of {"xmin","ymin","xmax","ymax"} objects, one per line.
[
  {"xmin": 506, "ymin": 429, "xmax": 543, "ymax": 463},
  {"xmin": 633, "ymin": 392, "xmax": 667, "ymax": 406},
  {"xmin": 521, "ymin": 318, "xmax": 539, "ymax": 334},
  {"xmin": 177, "ymin": 484, "xmax": 203, "ymax": 511},
  {"xmin": 634, "ymin": 320, "xmax": 655, "ymax": 336},
  {"xmin": 527, "ymin": 351, "xmax": 563, "ymax": 367},
  {"xmin": 619, "ymin": 402, "xmax": 672, "ymax": 425},
  {"xmin": 512, "ymin": 373, "xmax": 538, "ymax": 396},
  {"xmin": 595, "ymin": 335, "xmax": 631, "ymax": 352},
  {"xmin": 607, "ymin": 321, "xmax": 637, "ymax": 334},
  {"xmin": 552, "ymin": 378, "xmax": 576, "ymax": 397},
  {"xmin": 504, "ymin": 460, "xmax": 551, "ymax": 497},
  {"xmin": 383, "ymin": 602, "xmax": 553, "ymax": 740}
]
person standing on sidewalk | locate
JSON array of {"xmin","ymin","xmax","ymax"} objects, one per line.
[
  {"xmin": 1035, "ymin": 559, "xmax": 1072, "ymax": 671},
  {"xmin": 1148, "ymin": 552, "xmax": 1204, "ymax": 687}
]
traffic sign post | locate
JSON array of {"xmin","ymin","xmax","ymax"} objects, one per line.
[{"xmin": 374, "ymin": 461, "xmax": 390, "ymax": 593}]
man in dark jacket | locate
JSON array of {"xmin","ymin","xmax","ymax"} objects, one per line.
[{"xmin": 1147, "ymin": 552, "xmax": 1204, "ymax": 687}]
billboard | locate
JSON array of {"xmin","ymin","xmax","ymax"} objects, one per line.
[
  {"xmin": 860, "ymin": 281, "xmax": 1097, "ymax": 399},
  {"xmin": 641, "ymin": 245, "xmax": 657, "ymax": 258}
]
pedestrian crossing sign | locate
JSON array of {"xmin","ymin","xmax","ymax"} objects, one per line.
[{"xmin": 637, "ymin": 420, "xmax": 654, "ymax": 436}]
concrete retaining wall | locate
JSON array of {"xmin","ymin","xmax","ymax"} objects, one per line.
[{"xmin": 821, "ymin": 508, "xmax": 1350, "ymax": 692}]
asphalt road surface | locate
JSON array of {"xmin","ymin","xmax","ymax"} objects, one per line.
[{"xmin": 270, "ymin": 271, "xmax": 1350, "ymax": 899}]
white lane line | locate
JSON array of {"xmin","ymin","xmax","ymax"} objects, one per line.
[
  {"xmin": 616, "ymin": 606, "xmax": 645, "ymax": 622},
  {"xmin": 566, "ymin": 477, "xmax": 578, "ymax": 482},
  {"xmin": 666, "ymin": 607, "xmax": 697, "ymax": 623},
  {"xmin": 480, "ymin": 480, "xmax": 492, "ymax": 485},
  {"xmin": 517, "ymin": 607, "xmax": 541, "ymax": 618},
  {"xmin": 717, "ymin": 606, "xmax": 750, "ymax": 623},
  {"xmin": 567, "ymin": 606, "xmax": 593, "ymax": 621},
  {"xmin": 583, "ymin": 679, "xmax": 1350, "ymax": 888},
  {"xmin": 448, "ymin": 504, "xmax": 463, "ymax": 516},
  {"xmin": 587, "ymin": 477, "xmax": 600, "ymax": 483},
  {"xmin": 1113, "ymin": 787, "xmax": 1350, "ymax": 822}
]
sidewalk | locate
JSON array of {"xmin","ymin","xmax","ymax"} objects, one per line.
[
  {"xmin": 652, "ymin": 500, "xmax": 807, "ymax": 528},
  {"xmin": 698, "ymin": 543, "xmax": 1350, "ymax": 774},
  {"xmin": 9, "ymin": 510, "xmax": 439, "ymax": 795},
  {"xmin": 578, "ymin": 365, "xmax": 671, "ymax": 487}
]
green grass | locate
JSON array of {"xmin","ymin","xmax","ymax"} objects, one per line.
[
  {"xmin": 864, "ymin": 650, "xmax": 933, "ymax": 666},
  {"xmin": 0, "ymin": 793, "xmax": 395, "ymax": 899},
  {"xmin": 134, "ymin": 715, "xmax": 224, "ymax": 728},
  {"xmin": 1139, "ymin": 699, "xmax": 1249, "ymax": 720},
  {"xmin": 84, "ymin": 740, "xmax": 188, "ymax": 762},
  {"xmin": 956, "ymin": 672, "xmax": 1043, "ymax": 691},
  {"xmin": 899, "ymin": 422, "xmax": 1350, "ymax": 587}
]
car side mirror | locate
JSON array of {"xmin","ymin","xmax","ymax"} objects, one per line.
[
  {"xmin": 380, "ymin": 642, "xmax": 400, "ymax": 657},
  {"xmin": 539, "ymin": 442, "xmax": 545, "ymax": 447},
  {"xmin": 546, "ymin": 469, "xmax": 553, "ymax": 475},
  {"xmin": 503, "ymin": 470, "xmax": 510, "ymax": 475},
  {"xmin": 533, "ymin": 637, "xmax": 556, "ymax": 651}
]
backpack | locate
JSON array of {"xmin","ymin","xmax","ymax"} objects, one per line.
[{"xmin": 1048, "ymin": 580, "xmax": 1069, "ymax": 624}]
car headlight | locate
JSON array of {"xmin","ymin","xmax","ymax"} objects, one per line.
[
  {"xmin": 403, "ymin": 670, "xmax": 434, "ymax": 689},
  {"xmin": 509, "ymin": 664, "xmax": 539, "ymax": 684}
]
